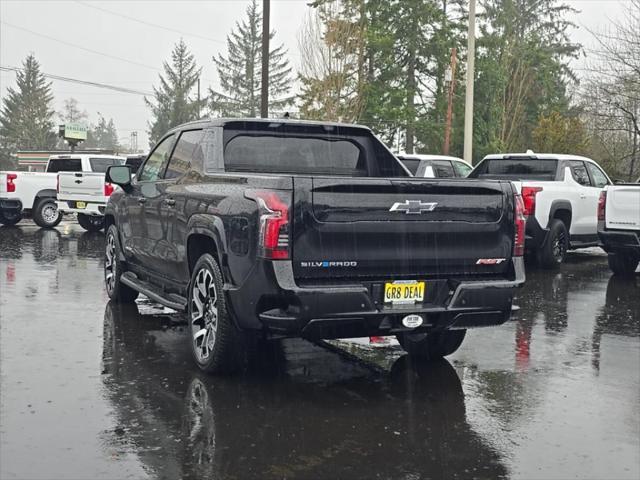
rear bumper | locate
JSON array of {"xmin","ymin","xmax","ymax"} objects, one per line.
[
  {"xmin": 0, "ymin": 198, "xmax": 23, "ymax": 214},
  {"xmin": 56, "ymin": 201, "xmax": 105, "ymax": 216},
  {"xmin": 228, "ymin": 258, "xmax": 526, "ymax": 339},
  {"xmin": 599, "ymin": 229, "xmax": 640, "ymax": 255}
]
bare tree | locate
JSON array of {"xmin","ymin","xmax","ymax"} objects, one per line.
[
  {"xmin": 582, "ymin": 0, "xmax": 640, "ymax": 179},
  {"xmin": 297, "ymin": 0, "xmax": 366, "ymax": 122}
]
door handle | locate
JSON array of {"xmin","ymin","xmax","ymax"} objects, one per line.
[
  {"xmin": 137, "ymin": 197, "xmax": 147, "ymax": 204},
  {"xmin": 164, "ymin": 198, "xmax": 176, "ymax": 207}
]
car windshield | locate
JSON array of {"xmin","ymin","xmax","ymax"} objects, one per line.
[{"xmin": 471, "ymin": 158, "xmax": 558, "ymax": 180}]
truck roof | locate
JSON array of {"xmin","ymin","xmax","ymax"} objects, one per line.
[
  {"xmin": 397, "ymin": 153, "xmax": 468, "ymax": 164},
  {"xmin": 170, "ymin": 117, "xmax": 372, "ymax": 133},
  {"xmin": 48, "ymin": 154, "xmax": 126, "ymax": 161},
  {"xmin": 483, "ymin": 152, "xmax": 597, "ymax": 163}
]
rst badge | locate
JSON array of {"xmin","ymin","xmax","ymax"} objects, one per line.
[{"xmin": 389, "ymin": 200, "xmax": 438, "ymax": 214}]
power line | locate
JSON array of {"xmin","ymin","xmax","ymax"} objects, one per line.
[
  {"xmin": 73, "ymin": 0, "xmax": 228, "ymax": 46},
  {"xmin": 1, "ymin": 21, "xmax": 161, "ymax": 72},
  {"xmin": 0, "ymin": 66, "xmax": 153, "ymax": 96}
]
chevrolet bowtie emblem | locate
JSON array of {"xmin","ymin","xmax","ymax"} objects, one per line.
[{"xmin": 389, "ymin": 200, "xmax": 438, "ymax": 214}]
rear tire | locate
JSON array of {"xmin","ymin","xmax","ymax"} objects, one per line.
[
  {"xmin": 537, "ymin": 219, "xmax": 568, "ymax": 268},
  {"xmin": 0, "ymin": 210, "xmax": 22, "ymax": 226},
  {"xmin": 188, "ymin": 254, "xmax": 245, "ymax": 374},
  {"xmin": 32, "ymin": 198, "xmax": 62, "ymax": 228},
  {"xmin": 397, "ymin": 329, "xmax": 466, "ymax": 360},
  {"xmin": 77, "ymin": 213, "xmax": 104, "ymax": 232},
  {"xmin": 607, "ymin": 252, "xmax": 639, "ymax": 276},
  {"xmin": 104, "ymin": 225, "xmax": 139, "ymax": 303}
]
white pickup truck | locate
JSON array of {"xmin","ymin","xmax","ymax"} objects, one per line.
[
  {"xmin": 0, "ymin": 154, "xmax": 125, "ymax": 228},
  {"xmin": 469, "ymin": 152, "xmax": 612, "ymax": 267},
  {"xmin": 55, "ymin": 155, "xmax": 125, "ymax": 231},
  {"xmin": 598, "ymin": 180, "xmax": 640, "ymax": 275}
]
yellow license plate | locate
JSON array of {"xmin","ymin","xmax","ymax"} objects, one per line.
[
  {"xmin": 384, "ymin": 281, "xmax": 425, "ymax": 304},
  {"xmin": 76, "ymin": 201, "xmax": 86, "ymax": 209}
]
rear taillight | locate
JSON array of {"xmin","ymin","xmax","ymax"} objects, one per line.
[
  {"xmin": 245, "ymin": 190, "xmax": 290, "ymax": 260},
  {"xmin": 104, "ymin": 183, "xmax": 114, "ymax": 197},
  {"xmin": 521, "ymin": 186, "xmax": 543, "ymax": 216},
  {"xmin": 56, "ymin": 174, "xmax": 60, "ymax": 193},
  {"xmin": 597, "ymin": 190, "xmax": 607, "ymax": 226},
  {"xmin": 6, "ymin": 173, "xmax": 17, "ymax": 193},
  {"xmin": 514, "ymin": 194, "xmax": 526, "ymax": 257}
]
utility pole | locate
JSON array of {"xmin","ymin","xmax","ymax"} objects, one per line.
[
  {"xmin": 463, "ymin": 0, "xmax": 476, "ymax": 164},
  {"xmin": 443, "ymin": 47, "xmax": 457, "ymax": 155},
  {"xmin": 260, "ymin": 0, "xmax": 270, "ymax": 118},
  {"xmin": 197, "ymin": 78, "xmax": 201, "ymax": 118}
]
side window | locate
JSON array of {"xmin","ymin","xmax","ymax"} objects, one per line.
[
  {"xmin": 432, "ymin": 160, "xmax": 455, "ymax": 178},
  {"xmin": 586, "ymin": 162, "xmax": 609, "ymax": 188},
  {"xmin": 453, "ymin": 161, "xmax": 472, "ymax": 177},
  {"xmin": 138, "ymin": 134, "xmax": 175, "ymax": 182},
  {"xmin": 164, "ymin": 130, "xmax": 206, "ymax": 180},
  {"xmin": 569, "ymin": 160, "xmax": 591, "ymax": 187}
]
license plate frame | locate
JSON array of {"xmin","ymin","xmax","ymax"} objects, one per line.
[{"xmin": 384, "ymin": 280, "xmax": 425, "ymax": 305}]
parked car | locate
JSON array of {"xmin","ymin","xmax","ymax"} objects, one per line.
[
  {"xmin": 103, "ymin": 118, "xmax": 525, "ymax": 374},
  {"xmin": 468, "ymin": 152, "xmax": 612, "ymax": 267},
  {"xmin": 0, "ymin": 154, "xmax": 119, "ymax": 228},
  {"xmin": 598, "ymin": 182, "xmax": 640, "ymax": 275},
  {"xmin": 397, "ymin": 154, "xmax": 473, "ymax": 178},
  {"xmin": 55, "ymin": 155, "xmax": 125, "ymax": 232}
]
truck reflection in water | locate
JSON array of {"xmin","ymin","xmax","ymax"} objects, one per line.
[{"xmin": 101, "ymin": 302, "xmax": 508, "ymax": 480}]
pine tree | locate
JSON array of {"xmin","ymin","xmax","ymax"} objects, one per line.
[
  {"xmin": 209, "ymin": 0, "xmax": 293, "ymax": 117},
  {"xmin": 0, "ymin": 54, "xmax": 57, "ymax": 168},
  {"xmin": 145, "ymin": 39, "xmax": 205, "ymax": 145},
  {"xmin": 85, "ymin": 114, "xmax": 120, "ymax": 150}
]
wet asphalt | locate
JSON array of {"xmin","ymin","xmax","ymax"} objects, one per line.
[{"xmin": 0, "ymin": 221, "xmax": 638, "ymax": 480}]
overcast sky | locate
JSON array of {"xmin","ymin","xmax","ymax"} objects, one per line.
[{"xmin": 0, "ymin": 0, "xmax": 630, "ymax": 150}]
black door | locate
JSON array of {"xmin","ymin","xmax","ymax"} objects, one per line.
[{"xmin": 127, "ymin": 134, "xmax": 176, "ymax": 272}]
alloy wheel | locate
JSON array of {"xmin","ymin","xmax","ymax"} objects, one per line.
[
  {"xmin": 191, "ymin": 268, "xmax": 218, "ymax": 363},
  {"xmin": 552, "ymin": 231, "xmax": 567, "ymax": 262},
  {"xmin": 105, "ymin": 233, "xmax": 116, "ymax": 293}
]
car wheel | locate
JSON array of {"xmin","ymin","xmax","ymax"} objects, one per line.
[
  {"xmin": 105, "ymin": 225, "xmax": 139, "ymax": 303},
  {"xmin": 607, "ymin": 252, "xmax": 639, "ymax": 276},
  {"xmin": 0, "ymin": 210, "xmax": 22, "ymax": 226},
  {"xmin": 537, "ymin": 219, "xmax": 568, "ymax": 268},
  {"xmin": 189, "ymin": 253, "xmax": 244, "ymax": 374},
  {"xmin": 77, "ymin": 213, "xmax": 105, "ymax": 232},
  {"xmin": 32, "ymin": 198, "xmax": 62, "ymax": 228},
  {"xmin": 397, "ymin": 329, "xmax": 466, "ymax": 360}
]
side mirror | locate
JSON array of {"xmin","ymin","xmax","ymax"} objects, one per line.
[{"xmin": 106, "ymin": 165, "xmax": 132, "ymax": 190}]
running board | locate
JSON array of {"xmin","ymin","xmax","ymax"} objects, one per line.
[{"xmin": 120, "ymin": 272, "xmax": 188, "ymax": 311}]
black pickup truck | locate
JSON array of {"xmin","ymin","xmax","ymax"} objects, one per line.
[{"xmin": 104, "ymin": 119, "xmax": 525, "ymax": 374}]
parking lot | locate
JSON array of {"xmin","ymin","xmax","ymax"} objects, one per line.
[{"xmin": 0, "ymin": 220, "xmax": 638, "ymax": 479}]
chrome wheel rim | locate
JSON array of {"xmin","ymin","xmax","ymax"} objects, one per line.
[
  {"xmin": 42, "ymin": 203, "xmax": 58, "ymax": 224},
  {"xmin": 105, "ymin": 233, "xmax": 116, "ymax": 293},
  {"xmin": 191, "ymin": 268, "xmax": 218, "ymax": 362}
]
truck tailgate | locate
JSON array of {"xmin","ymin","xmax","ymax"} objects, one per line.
[
  {"xmin": 57, "ymin": 172, "xmax": 105, "ymax": 199},
  {"xmin": 606, "ymin": 185, "xmax": 640, "ymax": 230},
  {"xmin": 292, "ymin": 177, "xmax": 515, "ymax": 279}
]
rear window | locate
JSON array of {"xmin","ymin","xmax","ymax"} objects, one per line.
[
  {"xmin": 224, "ymin": 134, "xmax": 365, "ymax": 175},
  {"xmin": 398, "ymin": 157, "xmax": 420, "ymax": 175},
  {"xmin": 46, "ymin": 158, "xmax": 81, "ymax": 173},
  {"xmin": 471, "ymin": 158, "xmax": 558, "ymax": 180},
  {"xmin": 89, "ymin": 157, "xmax": 123, "ymax": 173}
]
